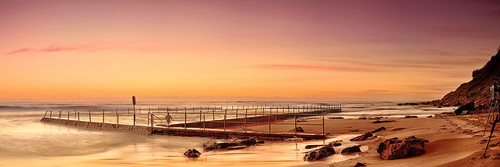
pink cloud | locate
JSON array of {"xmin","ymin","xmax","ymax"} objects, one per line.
[
  {"xmin": 5, "ymin": 45, "xmax": 92, "ymax": 55},
  {"xmin": 256, "ymin": 64, "xmax": 374, "ymax": 72}
]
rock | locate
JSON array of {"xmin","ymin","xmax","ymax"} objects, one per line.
[
  {"xmin": 372, "ymin": 127, "xmax": 386, "ymax": 133},
  {"xmin": 329, "ymin": 117, "xmax": 344, "ymax": 119},
  {"xmin": 358, "ymin": 117, "xmax": 367, "ymax": 120},
  {"xmin": 328, "ymin": 141, "xmax": 342, "ymax": 147},
  {"xmin": 184, "ymin": 149, "xmax": 201, "ymax": 158},
  {"xmin": 226, "ymin": 145, "xmax": 247, "ymax": 150},
  {"xmin": 354, "ymin": 162, "xmax": 367, "ymax": 167},
  {"xmin": 305, "ymin": 145, "xmax": 323, "ymax": 149},
  {"xmin": 377, "ymin": 136, "xmax": 427, "ymax": 160},
  {"xmin": 341, "ymin": 145, "xmax": 362, "ymax": 154},
  {"xmin": 303, "ymin": 145, "xmax": 336, "ymax": 161},
  {"xmin": 404, "ymin": 116, "xmax": 418, "ymax": 118},
  {"xmin": 290, "ymin": 127, "xmax": 305, "ymax": 132},
  {"xmin": 454, "ymin": 102, "xmax": 475, "ymax": 115},
  {"xmin": 239, "ymin": 137, "xmax": 258, "ymax": 146},
  {"xmin": 350, "ymin": 132, "xmax": 373, "ymax": 141},
  {"xmin": 203, "ymin": 140, "xmax": 239, "ymax": 151},
  {"xmin": 391, "ymin": 128, "xmax": 405, "ymax": 131},
  {"xmin": 427, "ymin": 115, "xmax": 433, "ymax": 118},
  {"xmin": 372, "ymin": 120, "xmax": 395, "ymax": 123}
]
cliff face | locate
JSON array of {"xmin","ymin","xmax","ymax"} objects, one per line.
[{"xmin": 434, "ymin": 49, "xmax": 500, "ymax": 112}]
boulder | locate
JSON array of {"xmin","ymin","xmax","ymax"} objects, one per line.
[
  {"xmin": 354, "ymin": 162, "xmax": 367, "ymax": 167},
  {"xmin": 328, "ymin": 141, "xmax": 342, "ymax": 147},
  {"xmin": 371, "ymin": 127, "xmax": 386, "ymax": 133},
  {"xmin": 305, "ymin": 145, "xmax": 323, "ymax": 149},
  {"xmin": 341, "ymin": 145, "xmax": 361, "ymax": 154},
  {"xmin": 239, "ymin": 137, "xmax": 258, "ymax": 146},
  {"xmin": 303, "ymin": 145, "xmax": 336, "ymax": 161},
  {"xmin": 184, "ymin": 149, "xmax": 201, "ymax": 158},
  {"xmin": 350, "ymin": 132, "xmax": 373, "ymax": 141},
  {"xmin": 290, "ymin": 127, "xmax": 305, "ymax": 132},
  {"xmin": 203, "ymin": 140, "xmax": 239, "ymax": 151},
  {"xmin": 377, "ymin": 136, "xmax": 428, "ymax": 160}
]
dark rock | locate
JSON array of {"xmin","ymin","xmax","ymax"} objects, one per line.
[
  {"xmin": 226, "ymin": 145, "xmax": 247, "ymax": 150},
  {"xmin": 305, "ymin": 145, "xmax": 323, "ymax": 149},
  {"xmin": 203, "ymin": 140, "xmax": 239, "ymax": 151},
  {"xmin": 328, "ymin": 141, "xmax": 342, "ymax": 147},
  {"xmin": 354, "ymin": 162, "xmax": 367, "ymax": 167},
  {"xmin": 290, "ymin": 127, "xmax": 305, "ymax": 132},
  {"xmin": 404, "ymin": 115, "xmax": 418, "ymax": 118},
  {"xmin": 358, "ymin": 117, "xmax": 367, "ymax": 120},
  {"xmin": 377, "ymin": 136, "xmax": 427, "ymax": 160},
  {"xmin": 184, "ymin": 149, "xmax": 201, "ymax": 158},
  {"xmin": 454, "ymin": 102, "xmax": 475, "ymax": 115},
  {"xmin": 427, "ymin": 115, "xmax": 433, "ymax": 118},
  {"xmin": 391, "ymin": 128, "xmax": 405, "ymax": 131},
  {"xmin": 372, "ymin": 120, "xmax": 395, "ymax": 124},
  {"xmin": 329, "ymin": 117, "xmax": 344, "ymax": 119},
  {"xmin": 371, "ymin": 127, "xmax": 386, "ymax": 133},
  {"xmin": 239, "ymin": 137, "xmax": 257, "ymax": 146},
  {"xmin": 350, "ymin": 132, "xmax": 373, "ymax": 141},
  {"xmin": 341, "ymin": 145, "xmax": 361, "ymax": 154},
  {"xmin": 303, "ymin": 145, "xmax": 336, "ymax": 161},
  {"xmin": 398, "ymin": 103, "xmax": 419, "ymax": 106}
]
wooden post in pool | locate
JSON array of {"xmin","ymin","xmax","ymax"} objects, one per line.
[
  {"xmin": 132, "ymin": 96, "xmax": 136, "ymax": 126},
  {"xmin": 89, "ymin": 109, "xmax": 92, "ymax": 122},
  {"xmin": 184, "ymin": 107, "xmax": 187, "ymax": 129},
  {"xmin": 75, "ymin": 110, "xmax": 77, "ymax": 119},
  {"xmin": 244, "ymin": 109, "xmax": 248, "ymax": 133},
  {"xmin": 254, "ymin": 108, "xmax": 257, "ymax": 117},
  {"xmin": 43, "ymin": 111, "xmax": 47, "ymax": 118},
  {"xmin": 102, "ymin": 109, "xmax": 105, "ymax": 123},
  {"xmin": 224, "ymin": 109, "xmax": 227, "ymax": 132},
  {"xmin": 268, "ymin": 111, "xmax": 271, "ymax": 134}
]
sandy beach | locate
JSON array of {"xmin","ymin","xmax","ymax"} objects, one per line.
[{"xmin": 250, "ymin": 114, "xmax": 500, "ymax": 167}]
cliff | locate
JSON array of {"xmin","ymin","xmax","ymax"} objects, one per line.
[{"xmin": 427, "ymin": 48, "xmax": 500, "ymax": 113}]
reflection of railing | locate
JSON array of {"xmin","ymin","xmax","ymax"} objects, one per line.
[{"xmin": 42, "ymin": 104, "xmax": 341, "ymax": 136}]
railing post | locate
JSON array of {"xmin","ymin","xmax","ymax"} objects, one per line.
[
  {"xmin": 184, "ymin": 107, "xmax": 187, "ymax": 129},
  {"xmin": 78, "ymin": 112, "xmax": 80, "ymax": 121},
  {"xmin": 50, "ymin": 110, "xmax": 52, "ymax": 118},
  {"xmin": 224, "ymin": 109, "xmax": 227, "ymax": 132},
  {"xmin": 322, "ymin": 115, "xmax": 325, "ymax": 136},
  {"xmin": 147, "ymin": 112, "xmax": 150, "ymax": 126},
  {"xmin": 117, "ymin": 113, "xmax": 119, "ymax": 125},
  {"xmin": 199, "ymin": 110, "xmax": 202, "ymax": 121},
  {"xmin": 268, "ymin": 111, "xmax": 271, "ymax": 134},
  {"xmin": 43, "ymin": 111, "xmax": 47, "ymax": 118},
  {"xmin": 151, "ymin": 114, "xmax": 154, "ymax": 128},
  {"xmin": 67, "ymin": 111, "xmax": 69, "ymax": 120},
  {"xmin": 236, "ymin": 109, "xmax": 239, "ymax": 118},
  {"xmin": 74, "ymin": 110, "xmax": 77, "ymax": 119},
  {"xmin": 212, "ymin": 110, "xmax": 215, "ymax": 121},
  {"xmin": 89, "ymin": 109, "xmax": 92, "ymax": 122},
  {"xmin": 244, "ymin": 109, "xmax": 248, "ymax": 133},
  {"xmin": 254, "ymin": 108, "xmax": 257, "ymax": 117},
  {"xmin": 102, "ymin": 109, "xmax": 105, "ymax": 123},
  {"xmin": 58, "ymin": 111, "xmax": 61, "ymax": 119},
  {"xmin": 203, "ymin": 114, "xmax": 206, "ymax": 131},
  {"xmin": 294, "ymin": 114, "xmax": 297, "ymax": 136}
]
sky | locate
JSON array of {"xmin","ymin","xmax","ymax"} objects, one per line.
[{"xmin": 1, "ymin": 0, "xmax": 500, "ymax": 102}]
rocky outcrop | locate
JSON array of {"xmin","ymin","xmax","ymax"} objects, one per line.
[
  {"xmin": 341, "ymin": 145, "xmax": 361, "ymax": 154},
  {"xmin": 377, "ymin": 136, "xmax": 428, "ymax": 160},
  {"xmin": 290, "ymin": 127, "xmax": 305, "ymax": 132},
  {"xmin": 350, "ymin": 132, "xmax": 373, "ymax": 141},
  {"xmin": 184, "ymin": 149, "xmax": 201, "ymax": 158},
  {"xmin": 303, "ymin": 145, "xmax": 336, "ymax": 161},
  {"xmin": 426, "ymin": 48, "xmax": 500, "ymax": 113},
  {"xmin": 203, "ymin": 137, "xmax": 264, "ymax": 151},
  {"xmin": 371, "ymin": 127, "xmax": 386, "ymax": 133}
]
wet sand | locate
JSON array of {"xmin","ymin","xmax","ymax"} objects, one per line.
[{"xmin": 250, "ymin": 114, "xmax": 500, "ymax": 167}]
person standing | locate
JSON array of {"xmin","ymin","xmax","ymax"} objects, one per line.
[{"xmin": 165, "ymin": 112, "xmax": 173, "ymax": 127}]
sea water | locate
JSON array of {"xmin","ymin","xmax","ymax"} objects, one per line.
[{"xmin": 0, "ymin": 101, "xmax": 454, "ymax": 166}]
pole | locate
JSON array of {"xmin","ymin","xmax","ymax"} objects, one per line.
[
  {"xmin": 213, "ymin": 110, "xmax": 215, "ymax": 121},
  {"xmin": 78, "ymin": 112, "xmax": 80, "ymax": 121},
  {"xmin": 147, "ymin": 112, "xmax": 150, "ymax": 126},
  {"xmin": 43, "ymin": 111, "xmax": 47, "ymax": 118},
  {"xmin": 67, "ymin": 111, "xmax": 69, "ymax": 120},
  {"xmin": 58, "ymin": 111, "xmax": 61, "ymax": 119},
  {"xmin": 322, "ymin": 115, "xmax": 325, "ymax": 136},
  {"xmin": 203, "ymin": 114, "xmax": 206, "ymax": 131},
  {"xmin": 199, "ymin": 110, "xmax": 202, "ymax": 121},
  {"xmin": 89, "ymin": 109, "xmax": 92, "ymax": 122},
  {"xmin": 224, "ymin": 109, "xmax": 227, "ymax": 132},
  {"xmin": 133, "ymin": 96, "xmax": 136, "ymax": 126},
  {"xmin": 184, "ymin": 107, "xmax": 187, "ymax": 129},
  {"xmin": 294, "ymin": 114, "xmax": 297, "ymax": 136},
  {"xmin": 236, "ymin": 109, "xmax": 239, "ymax": 118},
  {"xmin": 50, "ymin": 110, "xmax": 52, "ymax": 118},
  {"xmin": 245, "ymin": 109, "xmax": 248, "ymax": 133},
  {"xmin": 151, "ymin": 114, "xmax": 154, "ymax": 128},
  {"xmin": 102, "ymin": 109, "xmax": 105, "ymax": 123},
  {"xmin": 75, "ymin": 110, "xmax": 77, "ymax": 119},
  {"xmin": 268, "ymin": 111, "xmax": 271, "ymax": 134},
  {"xmin": 117, "ymin": 113, "xmax": 119, "ymax": 125}
]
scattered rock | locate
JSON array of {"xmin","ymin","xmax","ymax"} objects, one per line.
[
  {"xmin": 372, "ymin": 120, "xmax": 396, "ymax": 124},
  {"xmin": 354, "ymin": 162, "xmax": 367, "ymax": 167},
  {"xmin": 184, "ymin": 149, "xmax": 201, "ymax": 158},
  {"xmin": 303, "ymin": 145, "xmax": 336, "ymax": 161},
  {"xmin": 290, "ymin": 127, "xmax": 305, "ymax": 132},
  {"xmin": 341, "ymin": 145, "xmax": 362, "ymax": 154},
  {"xmin": 404, "ymin": 116, "xmax": 418, "ymax": 118},
  {"xmin": 329, "ymin": 141, "xmax": 342, "ymax": 147},
  {"xmin": 427, "ymin": 115, "xmax": 433, "ymax": 118},
  {"xmin": 226, "ymin": 145, "xmax": 248, "ymax": 150},
  {"xmin": 350, "ymin": 132, "xmax": 373, "ymax": 141},
  {"xmin": 305, "ymin": 145, "xmax": 323, "ymax": 149},
  {"xmin": 377, "ymin": 136, "xmax": 428, "ymax": 160},
  {"xmin": 203, "ymin": 137, "xmax": 262, "ymax": 151},
  {"xmin": 372, "ymin": 127, "xmax": 386, "ymax": 133},
  {"xmin": 329, "ymin": 117, "xmax": 344, "ymax": 119},
  {"xmin": 358, "ymin": 117, "xmax": 367, "ymax": 120},
  {"xmin": 391, "ymin": 128, "xmax": 405, "ymax": 131},
  {"xmin": 454, "ymin": 102, "xmax": 475, "ymax": 115}
]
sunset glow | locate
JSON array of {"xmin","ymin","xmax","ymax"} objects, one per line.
[{"xmin": 1, "ymin": 0, "xmax": 499, "ymax": 101}]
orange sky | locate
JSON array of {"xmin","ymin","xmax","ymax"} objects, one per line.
[{"xmin": 1, "ymin": 0, "xmax": 499, "ymax": 102}]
